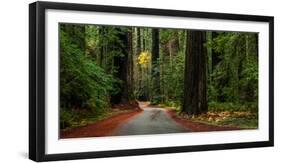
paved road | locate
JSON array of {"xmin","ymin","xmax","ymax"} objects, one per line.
[{"xmin": 114, "ymin": 104, "xmax": 190, "ymax": 136}]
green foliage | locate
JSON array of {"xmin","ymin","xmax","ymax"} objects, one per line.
[
  {"xmin": 154, "ymin": 29, "xmax": 185, "ymax": 106},
  {"xmin": 160, "ymin": 51, "xmax": 185, "ymax": 104},
  {"xmin": 208, "ymin": 101, "xmax": 258, "ymax": 113},
  {"xmin": 60, "ymin": 23, "xmax": 259, "ymax": 130},
  {"xmin": 206, "ymin": 32, "xmax": 258, "ymax": 111},
  {"xmin": 60, "ymin": 108, "xmax": 108, "ymax": 130},
  {"xmin": 60, "ymin": 25, "xmax": 119, "ymax": 128},
  {"xmin": 216, "ymin": 115, "xmax": 258, "ymax": 129}
]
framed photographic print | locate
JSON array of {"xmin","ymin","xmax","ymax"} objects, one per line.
[{"xmin": 29, "ymin": 1, "xmax": 274, "ymax": 162}]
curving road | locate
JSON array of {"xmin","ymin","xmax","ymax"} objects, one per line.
[{"xmin": 114, "ymin": 104, "xmax": 190, "ymax": 136}]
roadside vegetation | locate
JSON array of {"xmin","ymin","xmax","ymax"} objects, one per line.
[{"xmin": 60, "ymin": 23, "xmax": 258, "ymax": 132}]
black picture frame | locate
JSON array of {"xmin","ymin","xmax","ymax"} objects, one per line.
[{"xmin": 29, "ymin": 1, "xmax": 274, "ymax": 162}]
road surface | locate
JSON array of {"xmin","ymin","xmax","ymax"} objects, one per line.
[{"xmin": 114, "ymin": 104, "xmax": 190, "ymax": 136}]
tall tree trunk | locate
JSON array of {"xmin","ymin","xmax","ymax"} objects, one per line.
[
  {"xmin": 168, "ymin": 40, "xmax": 173, "ymax": 69},
  {"xmin": 167, "ymin": 35, "xmax": 180, "ymax": 76},
  {"xmin": 111, "ymin": 28, "xmax": 130, "ymax": 104},
  {"xmin": 255, "ymin": 33, "xmax": 259, "ymax": 62},
  {"xmin": 211, "ymin": 32, "xmax": 220, "ymax": 71},
  {"xmin": 182, "ymin": 30, "xmax": 208, "ymax": 115},
  {"xmin": 151, "ymin": 28, "xmax": 160, "ymax": 103},
  {"xmin": 99, "ymin": 26, "xmax": 104, "ymax": 66},
  {"xmin": 137, "ymin": 28, "xmax": 141, "ymax": 55},
  {"xmin": 136, "ymin": 28, "xmax": 143, "ymax": 99},
  {"xmin": 246, "ymin": 34, "xmax": 249, "ymax": 62},
  {"xmin": 128, "ymin": 28, "xmax": 134, "ymax": 99},
  {"xmin": 211, "ymin": 32, "xmax": 222, "ymax": 101},
  {"xmin": 142, "ymin": 28, "xmax": 146, "ymax": 51},
  {"xmin": 206, "ymin": 31, "xmax": 212, "ymax": 84}
]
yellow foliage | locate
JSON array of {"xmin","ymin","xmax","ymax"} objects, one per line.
[{"xmin": 137, "ymin": 51, "xmax": 151, "ymax": 67}]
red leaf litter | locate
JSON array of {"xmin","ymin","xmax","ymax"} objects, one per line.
[
  {"xmin": 60, "ymin": 101, "xmax": 142, "ymax": 139},
  {"xmin": 166, "ymin": 109, "xmax": 241, "ymax": 132},
  {"xmin": 112, "ymin": 100, "xmax": 141, "ymax": 110},
  {"xmin": 60, "ymin": 100, "xmax": 242, "ymax": 139}
]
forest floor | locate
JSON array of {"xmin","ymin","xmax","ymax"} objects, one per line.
[
  {"xmin": 149, "ymin": 102, "xmax": 257, "ymax": 130},
  {"xmin": 166, "ymin": 110, "xmax": 241, "ymax": 132},
  {"xmin": 61, "ymin": 102, "xmax": 248, "ymax": 139},
  {"xmin": 60, "ymin": 103, "xmax": 142, "ymax": 138}
]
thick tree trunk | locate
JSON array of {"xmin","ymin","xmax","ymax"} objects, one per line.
[
  {"xmin": 151, "ymin": 28, "xmax": 161, "ymax": 103},
  {"xmin": 128, "ymin": 28, "xmax": 134, "ymax": 99},
  {"xmin": 182, "ymin": 30, "xmax": 208, "ymax": 115},
  {"xmin": 137, "ymin": 28, "xmax": 141, "ymax": 55},
  {"xmin": 255, "ymin": 33, "xmax": 259, "ymax": 62},
  {"xmin": 206, "ymin": 31, "xmax": 212, "ymax": 83},
  {"xmin": 111, "ymin": 28, "xmax": 130, "ymax": 104},
  {"xmin": 136, "ymin": 28, "xmax": 144, "ymax": 99}
]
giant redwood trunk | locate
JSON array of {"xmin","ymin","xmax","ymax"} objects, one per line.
[
  {"xmin": 111, "ymin": 28, "xmax": 130, "ymax": 104},
  {"xmin": 128, "ymin": 28, "xmax": 134, "ymax": 99},
  {"xmin": 151, "ymin": 28, "xmax": 161, "ymax": 103},
  {"xmin": 136, "ymin": 28, "xmax": 141, "ymax": 55},
  {"xmin": 182, "ymin": 30, "xmax": 208, "ymax": 115}
]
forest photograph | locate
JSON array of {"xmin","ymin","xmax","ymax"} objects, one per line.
[{"xmin": 59, "ymin": 23, "xmax": 259, "ymax": 139}]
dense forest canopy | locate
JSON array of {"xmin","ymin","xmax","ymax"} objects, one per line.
[{"xmin": 60, "ymin": 23, "xmax": 258, "ymax": 129}]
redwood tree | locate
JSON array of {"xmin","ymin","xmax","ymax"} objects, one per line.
[
  {"xmin": 182, "ymin": 30, "xmax": 208, "ymax": 115},
  {"xmin": 151, "ymin": 28, "xmax": 161, "ymax": 104},
  {"xmin": 111, "ymin": 28, "xmax": 131, "ymax": 104}
]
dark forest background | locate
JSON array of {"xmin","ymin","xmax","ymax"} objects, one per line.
[{"xmin": 59, "ymin": 24, "xmax": 258, "ymax": 130}]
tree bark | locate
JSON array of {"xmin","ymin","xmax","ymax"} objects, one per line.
[
  {"xmin": 182, "ymin": 30, "xmax": 208, "ymax": 115},
  {"xmin": 142, "ymin": 29, "xmax": 146, "ymax": 51},
  {"xmin": 128, "ymin": 28, "xmax": 134, "ymax": 99},
  {"xmin": 151, "ymin": 28, "xmax": 161, "ymax": 103},
  {"xmin": 255, "ymin": 33, "xmax": 259, "ymax": 62},
  {"xmin": 206, "ymin": 31, "xmax": 212, "ymax": 84},
  {"xmin": 136, "ymin": 28, "xmax": 144, "ymax": 99},
  {"xmin": 111, "ymin": 28, "xmax": 130, "ymax": 104},
  {"xmin": 99, "ymin": 26, "xmax": 104, "ymax": 66},
  {"xmin": 211, "ymin": 32, "xmax": 220, "ymax": 71},
  {"xmin": 211, "ymin": 32, "xmax": 223, "ymax": 101}
]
